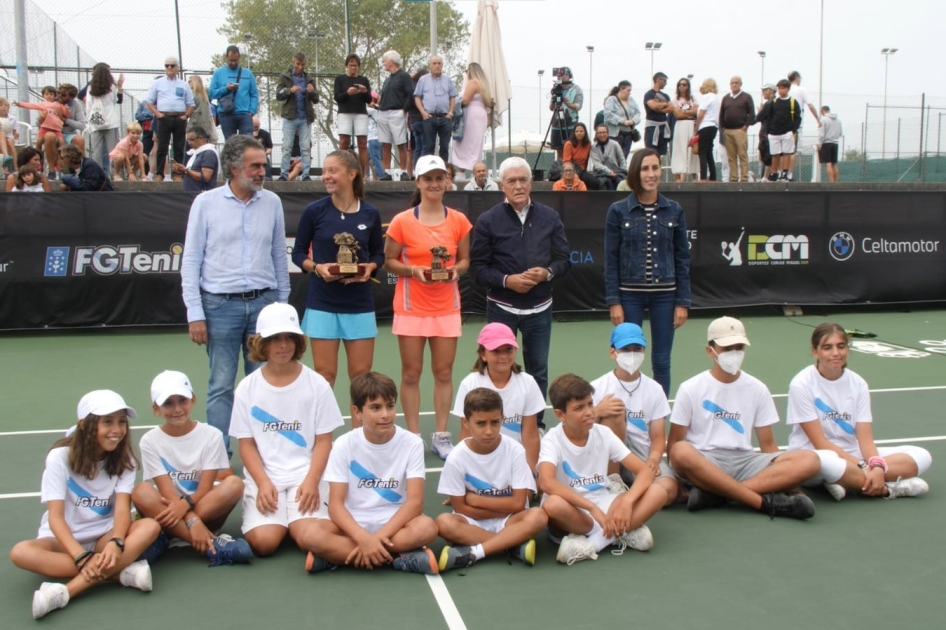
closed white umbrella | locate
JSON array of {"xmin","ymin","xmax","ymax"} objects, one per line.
[{"xmin": 466, "ymin": 0, "xmax": 512, "ymax": 171}]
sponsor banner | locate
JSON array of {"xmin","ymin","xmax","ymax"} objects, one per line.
[{"xmin": 1, "ymin": 190, "xmax": 944, "ymax": 330}]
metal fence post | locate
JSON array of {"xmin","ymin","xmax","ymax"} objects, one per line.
[{"xmin": 919, "ymin": 93, "xmax": 926, "ymax": 181}]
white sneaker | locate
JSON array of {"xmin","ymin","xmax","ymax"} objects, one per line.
[
  {"xmin": 119, "ymin": 560, "xmax": 153, "ymax": 591},
  {"xmin": 430, "ymin": 432, "xmax": 454, "ymax": 460},
  {"xmin": 607, "ymin": 473, "xmax": 628, "ymax": 495},
  {"xmin": 555, "ymin": 534, "xmax": 599, "ymax": 565},
  {"xmin": 620, "ymin": 525, "xmax": 654, "ymax": 552},
  {"xmin": 885, "ymin": 477, "xmax": 929, "ymax": 499},
  {"xmin": 824, "ymin": 482, "xmax": 847, "ymax": 501},
  {"xmin": 32, "ymin": 582, "xmax": 69, "ymax": 619}
]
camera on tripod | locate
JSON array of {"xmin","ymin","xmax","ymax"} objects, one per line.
[{"xmin": 550, "ymin": 67, "xmax": 570, "ymax": 101}]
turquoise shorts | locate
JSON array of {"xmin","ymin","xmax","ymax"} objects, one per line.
[{"xmin": 301, "ymin": 309, "xmax": 377, "ymax": 341}]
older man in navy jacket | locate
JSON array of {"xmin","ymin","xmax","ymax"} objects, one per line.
[{"xmin": 470, "ymin": 156, "xmax": 571, "ymax": 428}]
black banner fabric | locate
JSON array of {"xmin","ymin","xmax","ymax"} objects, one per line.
[{"xmin": 1, "ymin": 190, "xmax": 944, "ymax": 330}]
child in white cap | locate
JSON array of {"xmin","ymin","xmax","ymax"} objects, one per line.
[
  {"xmin": 228, "ymin": 303, "xmax": 344, "ymax": 557},
  {"xmin": 10, "ymin": 390, "xmax": 160, "ymax": 619},
  {"xmin": 132, "ymin": 370, "xmax": 251, "ymax": 566}
]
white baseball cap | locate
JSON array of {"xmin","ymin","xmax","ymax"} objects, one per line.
[
  {"xmin": 414, "ymin": 155, "xmax": 447, "ymax": 178},
  {"xmin": 256, "ymin": 303, "xmax": 304, "ymax": 338},
  {"xmin": 150, "ymin": 370, "xmax": 194, "ymax": 405},
  {"xmin": 76, "ymin": 390, "xmax": 138, "ymax": 420},
  {"xmin": 707, "ymin": 316, "xmax": 751, "ymax": 346}
]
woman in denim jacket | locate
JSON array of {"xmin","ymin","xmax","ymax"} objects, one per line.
[{"xmin": 604, "ymin": 147, "xmax": 690, "ymax": 396}]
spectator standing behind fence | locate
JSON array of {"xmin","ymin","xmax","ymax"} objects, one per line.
[
  {"xmin": 407, "ymin": 69, "xmax": 429, "ymax": 172},
  {"xmin": 277, "ymin": 52, "xmax": 319, "ymax": 182},
  {"xmin": 718, "ymin": 77, "xmax": 755, "ymax": 183},
  {"xmin": 603, "ymin": 81, "xmax": 641, "ymax": 159},
  {"xmin": 643, "ymin": 73, "xmax": 673, "ymax": 158},
  {"xmin": 145, "ymin": 57, "xmax": 195, "ymax": 182},
  {"xmin": 210, "ymin": 46, "xmax": 259, "ymax": 140},
  {"xmin": 562, "ymin": 122, "xmax": 598, "ymax": 190},
  {"xmin": 180, "ymin": 135, "xmax": 290, "ymax": 459},
  {"xmin": 756, "ymin": 84, "xmax": 775, "ymax": 181},
  {"xmin": 83, "ymin": 63, "xmax": 125, "ymax": 174},
  {"xmin": 173, "ymin": 125, "xmax": 219, "ymax": 192},
  {"xmin": 605, "ymin": 148, "xmax": 690, "ymax": 397},
  {"xmin": 589, "ymin": 124, "xmax": 627, "ymax": 191},
  {"xmin": 786, "ymin": 71, "xmax": 821, "ymax": 181},
  {"xmin": 5, "ymin": 147, "xmax": 51, "ymax": 191},
  {"xmin": 413, "ymin": 55, "xmax": 457, "ymax": 163},
  {"xmin": 58, "ymin": 144, "xmax": 113, "ymax": 192},
  {"xmin": 670, "ymin": 78, "xmax": 699, "ymax": 182},
  {"xmin": 187, "ymin": 76, "xmax": 217, "ymax": 145},
  {"xmin": 695, "ymin": 78, "xmax": 719, "ymax": 182},
  {"xmin": 757, "ymin": 80, "xmax": 801, "ymax": 182},
  {"xmin": 377, "ymin": 50, "xmax": 414, "ymax": 181},
  {"xmin": 817, "ymin": 106, "xmax": 842, "ymax": 183},
  {"xmin": 451, "ymin": 62, "xmax": 493, "ymax": 173},
  {"xmin": 366, "ymin": 92, "xmax": 385, "ymax": 180},
  {"xmin": 334, "ymin": 53, "xmax": 372, "ymax": 178},
  {"xmin": 108, "ymin": 122, "xmax": 145, "ymax": 181}
]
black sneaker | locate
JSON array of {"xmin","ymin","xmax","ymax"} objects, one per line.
[
  {"xmin": 300, "ymin": 175, "xmax": 312, "ymax": 181},
  {"xmin": 276, "ymin": 175, "xmax": 288, "ymax": 182},
  {"xmin": 399, "ymin": 172, "xmax": 411, "ymax": 181},
  {"xmin": 687, "ymin": 487, "xmax": 728, "ymax": 512},
  {"xmin": 759, "ymin": 493, "xmax": 815, "ymax": 520},
  {"xmin": 379, "ymin": 174, "xmax": 393, "ymax": 181},
  {"xmin": 768, "ymin": 173, "xmax": 779, "ymax": 182}
]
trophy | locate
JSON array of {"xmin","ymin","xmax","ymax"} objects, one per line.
[
  {"xmin": 425, "ymin": 245, "xmax": 452, "ymax": 281},
  {"xmin": 327, "ymin": 232, "xmax": 365, "ymax": 276}
]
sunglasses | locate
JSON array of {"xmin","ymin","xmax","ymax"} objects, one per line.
[{"xmin": 165, "ymin": 64, "xmax": 178, "ymax": 68}]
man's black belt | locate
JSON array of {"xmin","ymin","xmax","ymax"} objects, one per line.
[{"xmin": 203, "ymin": 289, "xmax": 268, "ymax": 300}]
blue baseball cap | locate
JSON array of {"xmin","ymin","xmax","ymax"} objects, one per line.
[{"xmin": 610, "ymin": 323, "xmax": 647, "ymax": 349}]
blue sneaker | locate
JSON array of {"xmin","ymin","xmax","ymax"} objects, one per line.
[
  {"xmin": 305, "ymin": 551, "xmax": 337, "ymax": 574},
  {"xmin": 137, "ymin": 532, "xmax": 170, "ymax": 564},
  {"xmin": 391, "ymin": 549, "xmax": 438, "ymax": 575},
  {"xmin": 438, "ymin": 545, "xmax": 476, "ymax": 573},
  {"xmin": 207, "ymin": 534, "xmax": 253, "ymax": 567}
]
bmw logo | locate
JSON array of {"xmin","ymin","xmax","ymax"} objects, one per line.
[{"xmin": 829, "ymin": 232, "xmax": 855, "ymax": 261}]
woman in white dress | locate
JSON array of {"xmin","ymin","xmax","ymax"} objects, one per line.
[
  {"xmin": 449, "ymin": 62, "xmax": 492, "ymax": 172},
  {"xmin": 670, "ymin": 77, "xmax": 699, "ymax": 181}
]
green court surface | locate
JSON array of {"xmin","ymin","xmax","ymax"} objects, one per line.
[{"xmin": 1, "ymin": 308, "xmax": 944, "ymax": 629}]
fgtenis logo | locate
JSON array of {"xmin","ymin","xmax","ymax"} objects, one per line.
[
  {"xmin": 72, "ymin": 243, "xmax": 184, "ymax": 275},
  {"xmin": 75, "ymin": 496, "xmax": 111, "ymax": 509}
]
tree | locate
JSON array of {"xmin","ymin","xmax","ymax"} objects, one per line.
[{"xmin": 218, "ymin": 0, "xmax": 470, "ymax": 148}]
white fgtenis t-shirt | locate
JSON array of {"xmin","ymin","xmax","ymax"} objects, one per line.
[
  {"xmin": 438, "ymin": 437, "xmax": 536, "ymax": 504},
  {"xmin": 538, "ymin": 424, "xmax": 630, "ymax": 501},
  {"xmin": 670, "ymin": 370, "xmax": 779, "ymax": 451},
  {"xmin": 229, "ymin": 366, "xmax": 344, "ymax": 489},
  {"xmin": 591, "ymin": 371, "xmax": 670, "ymax": 456},
  {"xmin": 786, "ymin": 365, "xmax": 872, "ymax": 454},
  {"xmin": 140, "ymin": 423, "xmax": 229, "ymax": 496},
  {"xmin": 451, "ymin": 370, "xmax": 546, "ymax": 443},
  {"xmin": 324, "ymin": 427, "xmax": 426, "ymax": 523}
]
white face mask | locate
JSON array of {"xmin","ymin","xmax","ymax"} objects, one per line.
[
  {"xmin": 713, "ymin": 349, "xmax": 745, "ymax": 375},
  {"xmin": 616, "ymin": 351, "xmax": 645, "ymax": 375}
]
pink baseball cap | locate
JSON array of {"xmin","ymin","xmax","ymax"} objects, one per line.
[{"xmin": 477, "ymin": 323, "xmax": 519, "ymax": 350}]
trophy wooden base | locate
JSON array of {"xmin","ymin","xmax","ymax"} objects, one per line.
[
  {"xmin": 328, "ymin": 263, "xmax": 365, "ymax": 276},
  {"xmin": 424, "ymin": 269, "xmax": 451, "ymax": 281}
]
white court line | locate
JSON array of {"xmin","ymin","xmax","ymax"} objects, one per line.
[
  {"xmin": 425, "ymin": 575, "xmax": 468, "ymax": 630},
  {"xmin": 2, "ymin": 385, "xmax": 945, "ymax": 438},
  {"xmin": 0, "ymin": 492, "xmax": 40, "ymax": 500}
]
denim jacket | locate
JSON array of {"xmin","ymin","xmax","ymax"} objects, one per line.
[{"xmin": 604, "ymin": 192, "xmax": 691, "ymax": 307}]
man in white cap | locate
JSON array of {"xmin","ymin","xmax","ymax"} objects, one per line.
[{"xmin": 667, "ymin": 316, "xmax": 820, "ymax": 519}]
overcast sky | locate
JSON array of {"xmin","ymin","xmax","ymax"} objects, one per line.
[{"xmin": 12, "ymin": 0, "xmax": 944, "ymax": 142}]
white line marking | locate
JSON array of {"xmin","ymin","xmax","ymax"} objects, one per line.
[
  {"xmin": 425, "ymin": 574, "xmax": 468, "ymax": 630},
  {"xmin": 0, "ymin": 492, "xmax": 40, "ymax": 500}
]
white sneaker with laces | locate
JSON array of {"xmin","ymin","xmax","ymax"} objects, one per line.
[
  {"xmin": 824, "ymin": 482, "xmax": 847, "ymax": 501},
  {"xmin": 885, "ymin": 477, "xmax": 929, "ymax": 499},
  {"xmin": 607, "ymin": 473, "xmax": 628, "ymax": 495},
  {"xmin": 621, "ymin": 525, "xmax": 654, "ymax": 552},
  {"xmin": 555, "ymin": 534, "xmax": 599, "ymax": 565},
  {"xmin": 430, "ymin": 432, "xmax": 454, "ymax": 460},
  {"xmin": 32, "ymin": 582, "xmax": 69, "ymax": 619},
  {"xmin": 119, "ymin": 560, "xmax": 153, "ymax": 591}
]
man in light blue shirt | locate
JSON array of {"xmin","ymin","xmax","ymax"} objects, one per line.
[
  {"xmin": 145, "ymin": 57, "xmax": 195, "ymax": 181},
  {"xmin": 413, "ymin": 55, "xmax": 457, "ymax": 162},
  {"xmin": 181, "ymin": 134, "xmax": 290, "ymax": 456},
  {"xmin": 209, "ymin": 45, "xmax": 260, "ymax": 140}
]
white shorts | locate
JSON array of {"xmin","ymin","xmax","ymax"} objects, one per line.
[
  {"xmin": 241, "ymin": 477, "xmax": 330, "ymax": 534},
  {"xmin": 541, "ymin": 490, "xmax": 617, "ymax": 514},
  {"xmin": 337, "ymin": 113, "xmax": 369, "ymax": 137},
  {"xmin": 454, "ymin": 512, "xmax": 511, "ymax": 534},
  {"xmin": 803, "ymin": 445, "xmax": 933, "ymax": 486},
  {"xmin": 376, "ymin": 109, "xmax": 408, "ymax": 145},
  {"xmin": 769, "ymin": 132, "xmax": 795, "ymax": 155}
]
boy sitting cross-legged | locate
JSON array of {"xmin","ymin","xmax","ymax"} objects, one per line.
[
  {"xmin": 539, "ymin": 374, "xmax": 656, "ymax": 565},
  {"xmin": 305, "ymin": 372, "xmax": 439, "ymax": 574},
  {"xmin": 436, "ymin": 388, "xmax": 549, "ymax": 572}
]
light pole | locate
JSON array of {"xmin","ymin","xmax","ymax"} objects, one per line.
[
  {"xmin": 587, "ymin": 46, "xmax": 595, "ymax": 128},
  {"xmin": 537, "ymin": 69, "xmax": 545, "ymax": 134},
  {"xmin": 242, "ymin": 33, "xmax": 253, "ymax": 69},
  {"xmin": 758, "ymin": 51, "xmax": 766, "ymax": 92},
  {"xmin": 644, "ymin": 42, "xmax": 662, "ymax": 78},
  {"xmin": 881, "ymin": 47, "xmax": 898, "ymax": 159}
]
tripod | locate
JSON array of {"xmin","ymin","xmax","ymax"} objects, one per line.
[{"xmin": 533, "ymin": 97, "xmax": 570, "ymax": 175}]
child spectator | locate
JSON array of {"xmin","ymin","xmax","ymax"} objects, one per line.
[
  {"xmin": 0, "ymin": 96, "xmax": 18, "ymax": 172},
  {"xmin": 304, "ymin": 372, "xmax": 439, "ymax": 575},
  {"xmin": 109, "ymin": 122, "xmax": 146, "ymax": 181},
  {"xmin": 13, "ymin": 164, "xmax": 44, "ymax": 192},
  {"xmin": 539, "ymin": 374, "xmax": 656, "ymax": 565},
  {"xmin": 9, "ymin": 391, "xmax": 160, "ymax": 619},
  {"xmin": 229, "ymin": 303, "xmax": 345, "ymax": 557},
  {"xmin": 132, "ymin": 370, "xmax": 251, "ymax": 566},
  {"xmin": 17, "ymin": 87, "xmax": 70, "ymax": 147},
  {"xmin": 437, "ymin": 388, "xmax": 548, "ymax": 572},
  {"xmin": 756, "ymin": 79, "xmax": 801, "ymax": 182}
]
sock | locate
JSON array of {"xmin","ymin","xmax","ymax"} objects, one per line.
[
  {"xmin": 586, "ymin": 522, "xmax": 614, "ymax": 553},
  {"xmin": 471, "ymin": 544, "xmax": 485, "ymax": 560}
]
